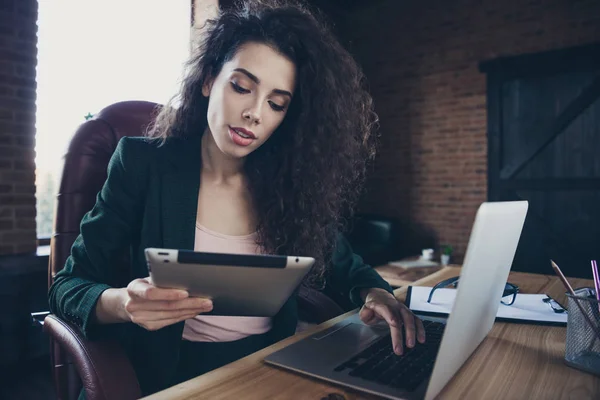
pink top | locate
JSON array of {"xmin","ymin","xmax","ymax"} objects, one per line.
[{"xmin": 182, "ymin": 223, "xmax": 273, "ymax": 342}]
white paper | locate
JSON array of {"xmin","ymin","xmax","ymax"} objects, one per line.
[
  {"xmin": 408, "ymin": 286, "xmax": 568, "ymax": 324},
  {"xmin": 389, "ymin": 259, "xmax": 440, "ymax": 268}
]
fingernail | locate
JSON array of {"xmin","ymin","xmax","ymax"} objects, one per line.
[
  {"xmin": 395, "ymin": 346, "xmax": 402, "ymax": 355},
  {"xmin": 408, "ymin": 339, "xmax": 415, "ymax": 347}
]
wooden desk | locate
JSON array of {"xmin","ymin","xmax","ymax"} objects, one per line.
[
  {"xmin": 144, "ymin": 267, "xmax": 600, "ymax": 399},
  {"xmin": 374, "ymin": 264, "xmax": 445, "ymax": 288}
]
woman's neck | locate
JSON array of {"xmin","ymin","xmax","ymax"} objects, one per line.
[{"xmin": 201, "ymin": 129, "xmax": 245, "ymax": 184}]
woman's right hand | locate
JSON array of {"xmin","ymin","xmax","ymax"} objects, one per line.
[{"xmin": 119, "ymin": 277, "xmax": 213, "ymax": 331}]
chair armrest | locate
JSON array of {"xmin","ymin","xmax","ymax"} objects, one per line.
[
  {"xmin": 297, "ymin": 285, "xmax": 345, "ymax": 324},
  {"xmin": 31, "ymin": 311, "xmax": 50, "ymax": 326},
  {"xmin": 44, "ymin": 314, "xmax": 141, "ymax": 400}
]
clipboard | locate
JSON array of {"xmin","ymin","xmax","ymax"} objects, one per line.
[{"xmin": 406, "ymin": 286, "xmax": 568, "ymax": 326}]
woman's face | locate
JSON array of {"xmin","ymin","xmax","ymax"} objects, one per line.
[{"xmin": 203, "ymin": 42, "xmax": 296, "ymax": 159}]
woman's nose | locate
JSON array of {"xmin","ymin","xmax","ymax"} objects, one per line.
[{"xmin": 242, "ymin": 103, "xmax": 262, "ymax": 125}]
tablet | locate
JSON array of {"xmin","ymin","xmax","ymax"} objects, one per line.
[{"xmin": 145, "ymin": 248, "xmax": 315, "ymax": 317}]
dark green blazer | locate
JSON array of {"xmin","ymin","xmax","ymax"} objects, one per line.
[{"xmin": 48, "ymin": 135, "xmax": 392, "ymax": 396}]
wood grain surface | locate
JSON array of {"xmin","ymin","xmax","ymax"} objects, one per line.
[{"xmin": 143, "ymin": 267, "xmax": 600, "ymax": 400}]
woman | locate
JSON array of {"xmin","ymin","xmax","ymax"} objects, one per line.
[{"xmin": 49, "ymin": 0, "xmax": 426, "ymax": 396}]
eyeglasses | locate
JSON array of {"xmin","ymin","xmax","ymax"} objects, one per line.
[
  {"xmin": 542, "ymin": 296, "xmax": 567, "ymax": 313},
  {"xmin": 426, "ymin": 276, "xmax": 520, "ymax": 306}
]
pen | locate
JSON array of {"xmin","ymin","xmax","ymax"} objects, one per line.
[
  {"xmin": 551, "ymin": 260, "xmax": 600, "ymax": 341},
  {"xmin": 592, "ymin": 260, "xmax": 600, "ymax": 313}
]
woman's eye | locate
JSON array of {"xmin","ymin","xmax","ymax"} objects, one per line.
[
  {"xmin": 269, "ymin": 101, "xmax": 285, "ymax": 112},
  {"xmin": 230, "ymin": 81, "xmax": 250, "ymax": 94}
]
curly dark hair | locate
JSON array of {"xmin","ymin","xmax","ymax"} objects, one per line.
[{"xmin": 148, "ymin": 0, "xmax": 378, "ymax": 287}]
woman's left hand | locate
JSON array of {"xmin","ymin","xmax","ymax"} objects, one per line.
[{"xmin": 359, "ymin": 288, "xmax": 426, "ymax": 355}]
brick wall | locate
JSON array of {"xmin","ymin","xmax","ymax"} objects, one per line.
[
  {"xmin": 2, "ymin": 0, "xmax": 597, "ymax": 261},
  {"xmin": 0, "ymin": 0, "xmax": 38, "ymax": 256},
  {"xmin": 339, "ymin": 0, "xmax": 600, "ymax": 262}
]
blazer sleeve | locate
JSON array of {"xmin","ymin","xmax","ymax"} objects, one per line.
[
  {"xmin": 325, "ymin": 233, "xmax": 394, "ymax": 308},
  {"xmin": 48, "ymin": 137, "xmax": 148, "ymax": 339}
]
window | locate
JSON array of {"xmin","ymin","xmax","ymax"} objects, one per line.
[{"xmin": 35, "ymin": 0, "xmax": 191, "ymax": 238}]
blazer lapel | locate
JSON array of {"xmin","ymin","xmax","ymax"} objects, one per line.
[{"xmin": 160, "ymin": 136, "xmax": 202, "ymax": 250}]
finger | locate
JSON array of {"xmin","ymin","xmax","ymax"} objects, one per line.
[
  {"xmin": 389, "ymin": 321, "xmax": 404, "ymax": 355},
  {"xmin": 359, "ymin": 306, "xmax": 379, "ymax": 325},
  {"xmin": 125, "ymin": 300, "xmax": 213, "ymax": 315},
  {"xmin": 131, "ymin": 308, "xmax": 208, "ymax": 324},
  {"xmin": 129, "ymin": 279, "xmax": 189, "ymax": 301},
  {"xmin": 127, "ymin": 297, "xmax": 213, "ymax": 312},
  {"xmin": 364, "ymin": 301, "xmax": 399, "ymax": 328},
  {"xmin": 365, "ymin": 302, "xmax": 405, "ymax": 354},
  {"xmin": 135, "ymin": 278, "xmax": 189, "ymax": 300},
  {"xmin": 170, "ymin": 298, "xmax": 213, "ymax": 311},
  {"xmin": 415, "ymin": 315, "xmax": 426, "ymax": 343},
  {"xmin": 398, "ymin": 307, "xmax": 417, "ymax": 348},
  {"xmin": 138, "ymin": 313, "xmax": 199, "ymax": 331}
]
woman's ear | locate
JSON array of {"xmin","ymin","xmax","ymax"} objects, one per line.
[{"xmin": 202, "ymin": 78, "xmax": 214, "ymax": 97}]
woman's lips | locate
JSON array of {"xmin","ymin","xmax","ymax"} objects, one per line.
[
  {"xmin": 231, "ymin": 126, "xmax": 256, "ymax": 138},
  {"xmin": 229, "ymin": 126, "xmax": 255, "ymax": 147}
]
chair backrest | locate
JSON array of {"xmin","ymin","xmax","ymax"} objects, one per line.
[
  {"xmin": 346, "ymin": 214, "xmax": 438, "ymax": 267},
  {"xmin": 346, "ymin": 214, "xmax": 398, "ymax": 267},
  {"xmin": 48, "ymin": 100, "xmax": 160, "ymax": 400}
]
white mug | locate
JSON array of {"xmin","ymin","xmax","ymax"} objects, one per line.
[{"xmin": 421, "ymin": 248, "xmax": 434, "ymax": 261}]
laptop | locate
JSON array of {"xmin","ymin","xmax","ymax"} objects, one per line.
[{"xmin": 264, "ymin": 201, "xmax": 529, "ymax": 400}]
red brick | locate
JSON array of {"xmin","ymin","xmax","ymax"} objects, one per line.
[
  {"xmin": 0, "ymin": 244, "xmax": 14, "ymax": 254},
  {"xmin": 16, "ymin": 88, "xmax": 35, "ymax": 100},
  {"xmin": 0, "ymin": 109, "xmax": 12, "ymax": 120},
  {"xmin": 16, "ymin": 218, "xmax": 34, "ymax": 229},
  {"xmin": 0, "ymin": 85, "xmax": 13, "ymax": 96},
  {"xmin": 0, "ymin": 219, "xmax": 13, "ymax": 229},
  {"xmin": 0, "ymin": 62, "xmax": 14, "ymax": 75},
  {"xmin": 341, "ymin": 0, "xmax": 600, "ymax": 262},
  {"xmin": 0, "ymin": 73, "xmax": 35, "ymax": 86},
  {"xmin": 15, "ymin": 207, "xmax": 34, "ymax": 218},
  {"xmin": 15, "ymin": 242, "xmax": 36, "ymax": 254},
  {"xmin": 1, "ymin": 170, "xmax": 33, "ymax": 182},
  {"xmin": 0, "ymin": 194, "xmax": 35, "ymax": 206},
  {"xmin": 13, "ymin": 159, "xmax": 34, "ymax": 170},
  {"xmin": 0, "ymin": 145, "xmax": 30, "ymax": 158},
  {"xmin": 0, "ymin": 0, "xmax": 38, "ymax": 254},
  {"xmin": 13, "ymin": 184, "xmax": 34, "ymax": 193},
  {"xmin": 1, "ymin": 230, "xmax": 35, "ymax": 244},
  {"xmin": 15, "ymin": 135, "xmax": 34, "ymax": 146},
  {"xmin": 14, "ymin": 111, "xmax": 34, "ymax": 123},
  {"xmin": 0, "ymin": 121, "xmax": 34, "ymax": 133},
  {"xmin": 0, "ymin": 97, "xmax": 36, "ymax": 112}
]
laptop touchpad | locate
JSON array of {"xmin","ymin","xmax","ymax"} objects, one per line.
[{"xmin": 313, "ymin": 322, "xmax": 387, "ymax": 349}]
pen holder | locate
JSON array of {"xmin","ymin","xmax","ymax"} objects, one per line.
[{"xmin": 564, "ymin": 288, "xmax": 600, "ymax": 376}]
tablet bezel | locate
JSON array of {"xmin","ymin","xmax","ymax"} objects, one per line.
[{"xmin": 145, "ymin": 248, "xmax": 315, "ymax": 317}]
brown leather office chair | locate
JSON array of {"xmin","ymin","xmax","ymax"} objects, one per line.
[{"xmin": 43, "ymin": 101, "xmax": 345, "ymax": 400}]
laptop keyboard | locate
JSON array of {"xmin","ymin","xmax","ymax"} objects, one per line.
[{"xmin": 333, "ymin": 320, "xmax": 445, "ymax": 392}]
